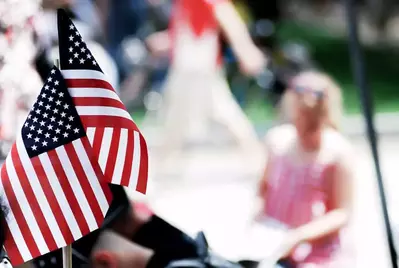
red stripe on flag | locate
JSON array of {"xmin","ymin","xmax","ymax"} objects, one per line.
[
  {"xmin": 31, "ymin": 157, "xmax": 74, "ymax": 245},
  {"xmin": 47, "ymin": 150, "xmax": 90, "ymax": 235},
  {"xmin": 79, "ymin": 115, "xmax": 137, "ymax": 129},
  {"xmin": 91, "ymin": 128, "xmax": 104, "ymax": 161},
  {"xmin": 120, "ymin": 131, "xmax": 134, "ymax": 186},
  {"xmin": 11, "ymin": 148, "xmax": 57, "ymax": 251},
  {"xmin": 66, "ymin": 79, "xmax": 114, "ymax": 91},
  {"xmin": 4, "ymin": 223, "xmax": 24, "ymax": 265},
  {"xmin": 104, "ymin": 128, "xmax": 120, "ymax": 183},
  {"xmin": 1, "ymin": 164, "xmax": 40, "ymax": 258},
  {"xmin": 136, "ymin": 134, "xmax": 148, "ymax": 194},
  {"xmin": 63, "ymin": 143, "xmax": 104, "ymax": 227},
  {"xmin": 80, "ymin": 137, "xmax": 113, "ymax": 204},
  {"xmin": 73, "ymin": 97, "xmax": 126, "ymax": 110}
]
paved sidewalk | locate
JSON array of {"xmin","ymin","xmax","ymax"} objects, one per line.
[
  {"xmin": 342, "ymin": 112, "xmax": 399, "ymax": 136},
  {"xmin": 287, "ymin": 2, "xmax": 399, "ymax": 46},
  {"xmin": 143, "ymin": 112, "xmax": 399, "ymax": 144},
  {"xmin": 253, "ymin": 112, "xmax": 399, "ymax": 138}
]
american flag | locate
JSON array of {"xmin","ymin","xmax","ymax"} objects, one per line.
[
  {"xmin": 57, "ymin": 9, "xmax": 148, "ymax": 193},
  {"xmin": 0, "ymin": 67, "xmax": 112, "ymax": 266}
]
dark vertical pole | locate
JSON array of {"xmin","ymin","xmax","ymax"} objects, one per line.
[{"xmin": 343, "ymin": 0, "xmax": 398, "ymax": 267}]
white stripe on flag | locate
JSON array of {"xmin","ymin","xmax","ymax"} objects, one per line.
[
  {"xmin": 5, "ymin": 152, "xmax": 49, "ymax": 254},
  {"xmin": 62, "ymin": 69, "xmax": 107, "ymax": 81},
  {"xmin": 128, "ymin": 131, "xmax": 141, "ymax": 189},
  {"xmin": 16, "ymin": 139, "xmax": 66, "ymax": 248},
  {"xmin": 69, "ymin": 87, "xmax": 120, "ymax": 101},
  {"xmin": 98, "ymin": 128, "xmax": 113, "ymax": 173},
  {"xmin": 0, "ymin": 181, "xmax": 32, "ymax": 261},
  {"xmin": 76, "ymin": 106, "xmax": 132, "ymax": 121},
  {"xmin": 86, "ymin": 127, "xmax": 96, "ymax": 146},
  {"xmin": 38, "ymin": 153, "xmax": 82, "ymax": 240},
  {"xmin": 72, "ymin": 139, "xmax": 109, "ymax": 217},
  {"xmin": 55, "ymin": 146, "xmax": 98, "ymax": 232},
  {"xmin": 111, "ymin": 129, "xmax": 128, "ymax": 185}
]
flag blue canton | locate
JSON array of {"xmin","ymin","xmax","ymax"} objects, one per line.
[
  {"xmin": 57, "ymin": 11, "xmax": 102, "ymax": 72},
  {"xmin": 22, "ymin": 67, "xmax": 85, "ymax": 158}
]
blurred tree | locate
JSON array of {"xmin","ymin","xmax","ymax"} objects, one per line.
[
  {"xmin": 239, "ymin": 0, "xmax": 280, "ymax": 49},
  {"xmin": 365, "ymin": 0, "xmax": 396, "ymax": 34},
  {"xmin": 232, "ymin": 0, "xmax": 253, "ymax": 25}
]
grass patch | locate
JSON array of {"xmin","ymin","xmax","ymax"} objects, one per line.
[{"xmin": 130, "ymin": 109, "xmax": 145, "ymax": 126}]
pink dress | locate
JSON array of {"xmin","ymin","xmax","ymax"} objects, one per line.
[{"xmin": 264, "ymin": 154, "xmax": 345, "ymax": 267}]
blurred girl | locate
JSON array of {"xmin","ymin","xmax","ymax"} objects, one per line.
[
  {"xmin": 256, "ymin": 71, "xmax": 355, "ymax": 267},
  {"xmin": 146, "ymin": 0, "xmax": 265, "ymax": 160}
]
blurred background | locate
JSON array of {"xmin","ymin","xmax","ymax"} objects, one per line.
[{"xmin": 3, "ymin": 0, "xmax": 399, "ymax": 267}]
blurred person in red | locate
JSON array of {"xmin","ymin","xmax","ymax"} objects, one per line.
[
  {"xmin": 146, "ymin": 0, "xmax": 266, "ymax": 164},
  {"xmin": 255, "ymin": 71, "xmax": 355, "ymax": 267}
]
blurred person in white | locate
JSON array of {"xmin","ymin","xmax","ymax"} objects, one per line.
[
  {"xmin": 0, "ymin": 0, "xmax": 43, "ymax": 156},
  {"xmin": 146, "ymin": 0, "xmax": 266, "ymax": 165},
  {"xmin": 254, "ymin": 71, "xmax": 355, "ymax": 267}
]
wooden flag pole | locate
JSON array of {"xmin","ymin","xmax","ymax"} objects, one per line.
[
  {"xmin": 55, "ymin": 58, "xmax": 73, "ymax": 268},
  {"xmin": 62, "ymin": 245, "xmax": 73, "ymax": 268}
]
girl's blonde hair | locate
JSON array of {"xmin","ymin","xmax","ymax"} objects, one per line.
[{"xmin": 279, "ymin": 71, "xmax": 343, "ymax": 130}]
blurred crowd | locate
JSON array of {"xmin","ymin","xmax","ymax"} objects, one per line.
[{"xmin": 0, "ymin": 0, "xmax": 289, "ymax": 154}]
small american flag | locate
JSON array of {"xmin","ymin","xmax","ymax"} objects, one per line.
[
  {"xmin": 57, "ymin": 9, "xmax": 148, "ymax": 192},
  {"xmin": 0, "ymin": 67, "xmax": 112, "ymax": 265}
]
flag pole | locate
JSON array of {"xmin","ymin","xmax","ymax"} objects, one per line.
[
  {"xmin": 62, "ymin": 245, "xmax": 73, "ymax": 268},
  {"xmin": 54, "ymin": 58, "xmax": 73, "ymax": 268},
  {"xmin": 343, "ymin": 0, "xmax": 398, "ymax": 267}
]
